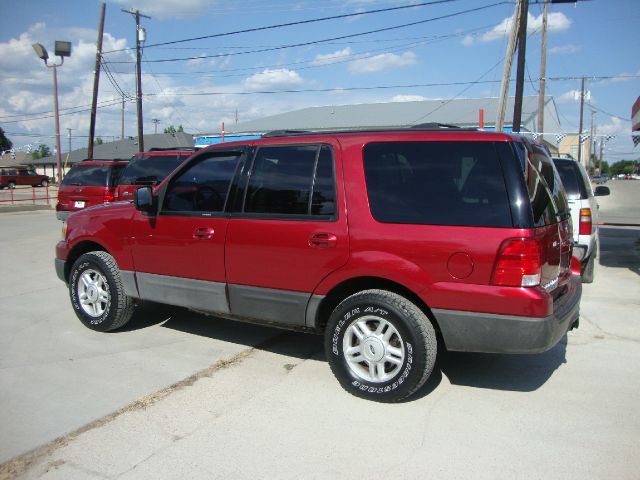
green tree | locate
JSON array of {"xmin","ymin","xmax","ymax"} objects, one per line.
[
  {"xmin": 609, "ymin": 160, "xmax": 639, "ymax": 177},
  {"xmin": 163, "ymin": 125, "xmax": 184, "ymax": 134},
  {"xmin": 0, "ymin": 127, "xmax": 12, "ymax": 151},
  {"xmin": 31, "ymin": 144, "xmax": 51, "ymax": 160},
  {"xmin": 95, "ymin": 137, "xmax": 103, "ymax": 145}
]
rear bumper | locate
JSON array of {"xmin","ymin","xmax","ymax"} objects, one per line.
[
  {"xmin": 433, "ymin": 275, "xmax": 581, "ymax": 354},
  {"xmin": 56, "ymin": 211, "xmax": 71, "ymax": 221}
]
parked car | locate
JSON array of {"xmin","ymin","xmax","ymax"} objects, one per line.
[
  {"xmin": 56, "ymin": 159, "xmax": 129, "ymax": 221},
  {"xmin": 55, "ymin": 128, "xmax": 581, "ymax": 402},
  {"xmin": 552, "ymin": 157, "xmax": 610, "ymax": 283},
  {"xmin": 115, "ymin": 148, "xmax": 194, "ymax": 201},
  {"xmin": 0, "ymin": 166, "xmax": 50, "ymax": 189}
]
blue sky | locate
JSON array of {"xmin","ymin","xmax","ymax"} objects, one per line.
[{"xmin": 1, "ymin": 0, "xmax": 638, "ymax": 162}]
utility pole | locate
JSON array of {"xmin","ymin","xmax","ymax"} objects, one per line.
[
  {"xmin": 496, "ymin": 0, "xmax": 521, "ymax": 132},
  {"xmin": 88, "ymin": 3, "xmax": 106, "ymax": 160},
  {"xmin": 589, "ymin": 110, "xmax": 596, "ymax": 174},
  {"xmin": 152, "ymin": 118, "xmax": 160, "ymax": 134},
  {"xmin": 67, "ymin": 128, "xmax": 72, "ymax": 155},
  {"xmin": 599, "ymin": 136, "xmax": 604, "ymax": 175},
  {"xmin": 122, "ymin": 8, "xmax": 151, "ymax": 152},
  {"xmin": 121, "ymin": 97, "xmax": 125, "ymax": 139},
  {"xmin": 537, "ymin": 0, "xmax": 548, "ymax": 139},
  {"xmin": 577, "ymin": 77, "xmax": 585, "ymax": 166},
  {"xmin": 512, "ymin": 0, "xmax": 529, "ymax": 133}
]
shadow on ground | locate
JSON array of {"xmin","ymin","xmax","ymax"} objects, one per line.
[
  {"xmin": 119, "ymin": 301, "xmax": 568, "ymax": 400},
  {"xmin": 598, "ymin": 227, "xmax": 640, "ymax": 276}
]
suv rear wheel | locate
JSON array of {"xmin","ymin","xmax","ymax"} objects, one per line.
[
  {"xmin": 8, "ymin": 181, "xmax": 16, "ymax": 189},
  {"xmin": 325, "ymin": 289, "xmax": 437, "ymax": 402},
  {"xmin": 69, "ymin": 251, "xmax": 134, "ymax": 332}
]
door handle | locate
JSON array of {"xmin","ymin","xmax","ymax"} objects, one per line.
[
  {"xmin": 193, "ymin": 227, "xmax": 215, "ymax": 239},
  {"xmin": 123, "ymin": 192, "xmax": 131, "ymax": 197},
  {"xmin": 309, "ymin": 232, "xmax": 337, "ymax": 248}
]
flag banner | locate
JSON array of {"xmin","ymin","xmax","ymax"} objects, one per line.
[
  {"xmin": 555, "ymin": 133, "xmax": 567, "ymax": 143},
  {"xmin": 579, "ymin": 134, "xmax": 590, "ymax": 143},
  {"xmin": 633, "ymin": 135, "xmax": 640, "ymax": 147}
]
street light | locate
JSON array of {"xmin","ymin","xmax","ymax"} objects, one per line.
[{"xmin": 32, "ymin": 41, "xmax": 71, "ymax": 184}]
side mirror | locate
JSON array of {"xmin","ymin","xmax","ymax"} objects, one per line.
[
  {"xmin": 134, "ymin": 186, "xmax": 155, "ymax": 214},
  {"xmin": 594, "ymin": 186, "xmax": 610, "ymax": 197}
]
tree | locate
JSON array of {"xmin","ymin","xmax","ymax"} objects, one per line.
[
  {"xmin": 95, "ymin": 137, "xmax": 103, "ymax": 145},
  {"xmin": 31, "ymin": 144, "xmax": 51, "ymax": 160},
  {"xmin": 0, "ymin": 127, "xmax": 12, "ymax": 151},
  {"xmin": 163, "ymin": 125, "xmax": 184, "ymax": 134},
  {"xmin": 609, "ymin": 160, "xmax": 639, "ymax": 177}
]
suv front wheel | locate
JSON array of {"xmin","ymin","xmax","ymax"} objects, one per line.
[
  {"xmin": 69, "ymin": 251, "xmax": 134, "ymax": 332},
  {"xmin": 325, "ymin": 289, "xmax": 437, "ymax": 402}
]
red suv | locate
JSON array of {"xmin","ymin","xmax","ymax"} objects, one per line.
[
  {"xmin": 56, "ymin": 159, "xmax": 129, "ymax": 220},
  {"xmin": 115, "ymin": 148, "xmax": 194, "ymax": 201},
  {"xmin": 55, "ymin": 129, "xmax": 581, "ymax": 402},
  {"xmin": 0, "ymin": 166, "xmax": 50, "ymax": 189}
]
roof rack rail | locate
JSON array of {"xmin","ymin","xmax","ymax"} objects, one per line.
[
  {"xmin": 146, "ymin": 147, "xmax": 195, "ymax": 152},
  {"xmin": 411, "ymin": 122, "xmax": 461, "ymax": 129},
  {"xmin": 262, "ymin": 130, "xmax": 311, "ymax": 138}
]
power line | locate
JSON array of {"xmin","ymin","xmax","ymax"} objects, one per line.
[
  {"xmin": 587, "ymin": 104, "xmax": 632, "ymax": 122},
  {"xmin": 107, "ymin": 2, "xmax": 509, "ymax": 64},
  {"xmin": 102, "ymin": 0, "xmax": 470, "ymax": 54},
  {"xmin": 0, "ymin": 99, "xmax": 133, "ymax": 124}
]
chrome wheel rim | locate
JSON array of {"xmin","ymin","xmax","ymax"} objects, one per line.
[
  {"xmin": 343, "ymin": 315, "xmax": 405, "ymax": 383},
  {"xmin": 77, "ymin": 269, "xmax": 109, "ymax": 318}
]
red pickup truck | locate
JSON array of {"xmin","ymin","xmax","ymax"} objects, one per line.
[{"xmin": 0, "ymin": 166, "xmax": 51, "ymax": 189}]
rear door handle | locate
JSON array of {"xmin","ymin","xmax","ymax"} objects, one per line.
[
  {"xmin": 309, "ymin": 232, "xmax": 337, "ymax": 248},
  {"xmin": 193, "ymin": 227, "xmax": 215, "ymax": 239}
]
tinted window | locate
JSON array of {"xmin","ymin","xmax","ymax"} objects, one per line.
[
  {"xmin": 525, "ymin": 147, "xmax": 568, "ymax": 226},
  {"xmin": 244, "ymin": 145, "xmax": 334, "ymax": 216},
  {"xmin": 553, "ymin": 159, "xmax": 588, "ymax": 199},
  {"xmin": 311, "ymin": 145, "xmax": 336, "ymax": 215},
  {"xmin": 61, "ymin": 165, "xmax": 110, "ymax": 187},
  {"xmin": 363, "ymin": 141, "xmax": 512, "ymax": 227},
  {"xmin": 163, "ymin": 153, "xmax": 240, "ymax": 213},
  {"xmin": 109, "ymin": 164, "xmax": 127, "ymax": 187},
  {"xmin": 120, "ymin": 154, "xmax": 188, "ymax": 186}
]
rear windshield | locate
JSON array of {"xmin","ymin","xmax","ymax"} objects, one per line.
[
  {"xmin": 61, "ymin": 165, "xmax": 112, "ymax": 187},
  {"xmin": 363, "ymin": 141, "xmax": 512, "ymax": 227},
  {"xmin": 119, "ymin": 154, "xmax": 188, "ymax": 186},
  {"xmin": 553, "ymin": 158, "xmax": 588, "ymax": 200}
]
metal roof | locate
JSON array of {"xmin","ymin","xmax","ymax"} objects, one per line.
[
  {"xmin": 29, "ymin": 132, "xmax": 194, "ymax": 166},
  {"xmin": 218, "ymin": 96, "xmax": 561, "ymax": 140}
]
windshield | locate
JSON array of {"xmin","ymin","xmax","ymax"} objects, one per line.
[{"xmin": 119, "ymin": 155, "xmax": 189, "ymax": 186}]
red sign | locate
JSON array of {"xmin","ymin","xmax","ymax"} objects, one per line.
[{"xmin": 633, "ymin": 96, "xmax": 640, "ymax": 132}]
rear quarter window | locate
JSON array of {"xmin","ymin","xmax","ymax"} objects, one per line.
[
  {"xmin": 525, "ymin": 147, "xmax": 569, "ymax": 226},
  {"xmin": 553, "ymin": 159, "xmax": 588, "ymax": 200},
  {"xmin": 363, "ymin": 141, "xmax": 512, "ymax": 227}
]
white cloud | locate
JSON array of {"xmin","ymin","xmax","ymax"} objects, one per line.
[
  {"xmin": 599, "ymin": 117, "xmax": 626, "ymax": 136},
  {"xmin": 111, "ymin": 0, "xmax": 216, "ymax": 18},
  {"xmin": 242, "ymin": 69, "xmax": 305, "ymax": 91},
  {"xmin": 473, "ymin": 12, "xmax": 571, "ymax": 44},
  {"xmin": 390, "ymin": 95, "xmax": 427, "ymax": 102},
  {"xmin": 556, "ymin": 89, "xmax": 594, "ymax": 104},
  {"xmin": 310, "ymin": 48, "xmax": 353, "ymax": 66},
  {"xmin": 549, "ymin": 44, "xmax": 579, "ymax": 55},
  {"xmin": 348, "ymin": 51, "xmax": 416, "ymax": 74}
]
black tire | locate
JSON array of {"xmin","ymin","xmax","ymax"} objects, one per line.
[
  {"xmin": 40, "ymin": 179, "xmax": 49, "ymax": 187},
  {"xmin": 69, "ymin": 251, "xmax": 134, "ymax": 332},
  {"xmin": 8, "ymin": 182, "xmax": 16, "ymax": 189},
  {"xmin": 324, "ymin": 289, "xmax": 437, "ymax": 402},
  {"xmin": 582, "ymin": 250, "xmax": 596, "ymax": 284}
]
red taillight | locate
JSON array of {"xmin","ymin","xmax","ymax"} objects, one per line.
[
  {"xmin": 579, "ymin": 208, "xmax": 592, "ymax": 235},
  {"xmin": 492, "ymin": 238, "xmax": 541, "ymax": 287}
]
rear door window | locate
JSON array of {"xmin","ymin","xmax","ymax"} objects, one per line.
[
  {"xmin": 243, "ymin": 144, "xmax": 336, "ymax": 218},
  {"xmin": 363, "ymin": 141, "xmax": 512, "ymax": 227},
  {"xmin": 120, "ymin": 154, "xmax": 189, "ymax": 186},
  {"xmin": 61, "ymin": 165, "xmax": 109, "ymax": 187}
]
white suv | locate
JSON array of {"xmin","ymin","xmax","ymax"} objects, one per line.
[{"xmin": 552, "ymin": 157, "xmax": 610, "ymax": 283}]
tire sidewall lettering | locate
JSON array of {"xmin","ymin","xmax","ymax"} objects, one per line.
[{"xmin": 332, "ymin": 302, "xmax": 415, "ymax": 396}]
